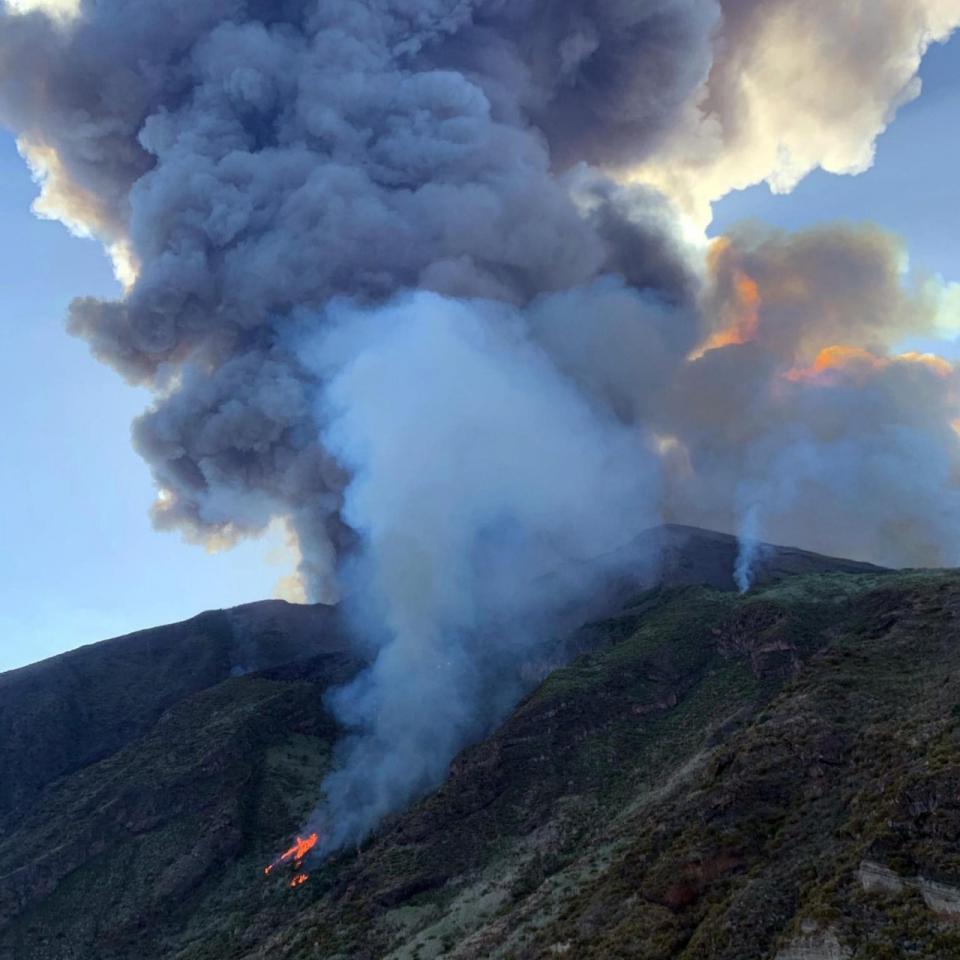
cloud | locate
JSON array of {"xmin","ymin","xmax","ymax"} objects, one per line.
[
  {"xmin": 655, "ymin": 226, "xmax": 960, "ymax": 582},
  {"xmin": 4, "ymin": 0, "xmax": 78, "ymax": 19},
  {"xmin": 633, "ymin": 0, "xmax": 960, "ymax": 227}
]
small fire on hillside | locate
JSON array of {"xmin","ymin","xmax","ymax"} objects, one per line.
[{"xmin": 264, "ymin": 833, "xmax": 319, "ymax": 888}]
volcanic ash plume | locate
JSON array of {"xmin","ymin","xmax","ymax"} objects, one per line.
[{"xmin": 2, "ymin": 0, "xmax": 960, "ymax": 846}]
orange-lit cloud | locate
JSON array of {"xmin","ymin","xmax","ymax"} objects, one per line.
[
  {"xmin": 689, "ymin": 239, "xmax": 761, "ymax": 360},
  {"xmin": 783, "ymin": 345, "xmax": 953, "ymax": 384},
  {"xmin": 897, "ymin": 352, "xmax": 954, "ymax": 377}
]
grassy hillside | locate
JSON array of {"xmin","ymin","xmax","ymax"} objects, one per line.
[
  {"xmin": 0, "ymin": 600, "xmax": 348, "ymax": 821},
  {"xmin": 3, "ymin": 556, "xmax": 960, "ymax": 958}
]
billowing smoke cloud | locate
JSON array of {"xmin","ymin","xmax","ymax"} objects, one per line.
[
  {"xmin": 0, "ymin": 0, "xmax": 712, "ymax": 600},
  {"xmin": 298, "ymin": 291, "xmax": 661, "ymax": 845},
  {"xmin": 2, "ymin": 0, "xmax": 960, "ymax": 846},
  {"xmin": 636, "ymin": 0, "xmax": 960, "ymax": 227},
  {"xmin": 660, "ymin": 225, "xmax": 960, "ymax": 586}
]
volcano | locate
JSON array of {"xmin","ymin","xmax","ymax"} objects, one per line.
[{"xmin": 4, "ymin": 527, "xmax": 959, "ymax": 960}]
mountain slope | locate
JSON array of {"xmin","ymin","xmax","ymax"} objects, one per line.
[
  {"xmin": 0, "ymin": 524, "xmax": 876, "ymax": 825},
  {"xmin": 6, "ymin": 529, "xmax": 957, "ymax": 959},
  {"xmin": 643, "ymin": 524, "xmax": 884, "ymax": 590},
  {"xmin": 244, "ymin": 569, "xmax": 960, "ymax": 960},
  {"xmin": 0, "ymin": 600, "xmax": 349, "ymax": 822}
]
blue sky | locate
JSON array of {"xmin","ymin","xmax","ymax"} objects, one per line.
[
  {"xmin": 0, "ymin": 145, "xmax": 287, "ymax": 671},
  {"xmin": 712, "ymin": 34, "xmax": 960, "ymax": 285},
  {"xmin": 0, "ymin": 32, "xmax": 958, "ymax": 673}
]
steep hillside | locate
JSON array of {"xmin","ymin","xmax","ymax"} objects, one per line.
[
  {"xmin": 7, "ymin": 530, "xmax": 959, "ymax": 959},
  {"xmin": 240, "ymin": 569, "xmax": 960, "ymax": 960},
  {"xmin": 0, "ymin": 601, "xmax": 349, "ymax": 821}
]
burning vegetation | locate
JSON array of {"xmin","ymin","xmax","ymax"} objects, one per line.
[{"xmin": 264, "ymin": 833, "xmax": 319, "ymax": 889}]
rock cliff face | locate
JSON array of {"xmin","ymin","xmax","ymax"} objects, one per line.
[{"xmin": 3, "ymin": 529, "xmax": 959, "ymax": 959}]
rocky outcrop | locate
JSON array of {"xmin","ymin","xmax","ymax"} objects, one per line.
[
  {"xmin": 859, "ymin": 860, "xmax": 960, "ymax": 915},
  {"xmin": 858, "ymin": 860, "xmax": 905, "ymax": 895},
  {"xmin": 775, "ymin": 929, "xmax": 852, "ymax": 960},
  {"xmin": 919, "ymin": 877, "xmax": 960, "ymax": 915}
]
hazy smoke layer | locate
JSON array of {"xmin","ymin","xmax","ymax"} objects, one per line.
[
  {"xmin": 660, "ymin": 225, "xmax": 960, "ymax": 580},
  {"xmin": 2, "ymin": 0, "xmax": 960, "ymax": 846}
]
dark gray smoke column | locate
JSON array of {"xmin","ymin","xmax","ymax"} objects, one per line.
[
  {"xmin": 0, "ymin": 0, "xmax": 708, "ymax": 600},
  {"xmin": 0, "ymin": 0, "xmax": 713, "ymax": 845}
]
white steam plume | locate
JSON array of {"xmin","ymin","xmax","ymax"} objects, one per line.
[{"xmin": 299, "ymin": 291, "xmax": 660, "ymax": 846}]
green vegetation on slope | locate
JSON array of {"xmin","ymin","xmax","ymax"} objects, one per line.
[{"xmin": 4, "ymin": 568, "xmax": 960, "ymax": 960}]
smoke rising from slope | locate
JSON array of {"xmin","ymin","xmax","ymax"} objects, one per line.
[
  {"xmin": 301, "ymin": 291, "xmax": 661, "ymax": 845},
  {"xmin": 661, "ymin": 225, "xmax": 960, "ymax": 582},
  {"xmin": 2, "ymin": 0, "xmax": 960, "ymax": 845}
]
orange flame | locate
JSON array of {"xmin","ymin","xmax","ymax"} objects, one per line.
[
  {"xmin": 263, "ymin": 833, "xmax": 319, "ymax": 877},
  {"xmin": 290, "ymin": 873, "xmax": 309, "ymax": 888}
]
